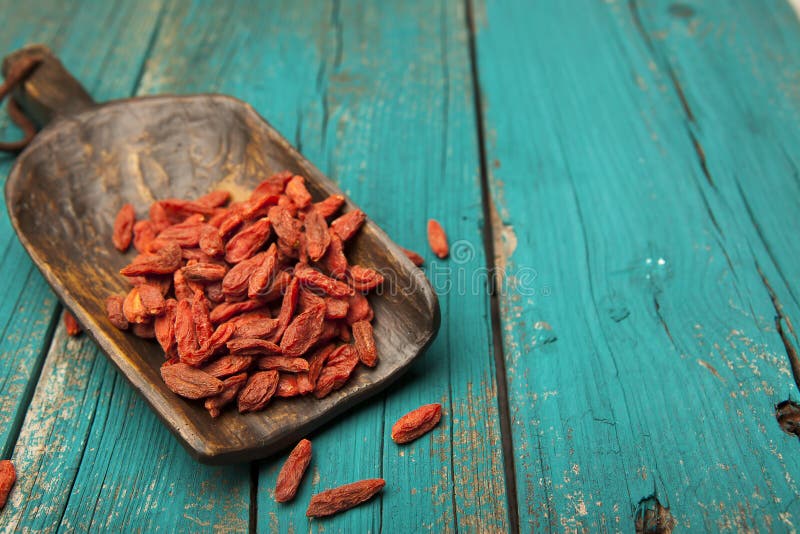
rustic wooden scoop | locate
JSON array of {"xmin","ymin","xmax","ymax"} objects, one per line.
[{"xmin": 2, "ymin": 45, "xmax": 439, "ymax": 463}]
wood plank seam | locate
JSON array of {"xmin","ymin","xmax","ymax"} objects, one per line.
[
  {"xmin": 465, "ymin": 0, "xmax": 520, "ymax": 531},
  {"xmin": 130, "ymin": 1, "xmax": 168, "ymax": 94},
  {"xmin": 54, "ymin": 349, "xmax": 108, "ymax": 530},
  {"xmin": 0, "ymin": 281, "xmax": 59, "ymax": 460}
]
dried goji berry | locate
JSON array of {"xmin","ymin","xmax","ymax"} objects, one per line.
[
  {"xmin": 314, "ymin": 345, "xmax": 358, "ymax": 399},
  {"xmin": 138, "ymin": 283, "xmax": 166, "ymax": 316},
  {"xmin": 274, "ymin": 439, "xmax": 312, "ymax": 502},
  {"xmin": 320, "ymin": 230, "xmax": 348, "ymax": 279},
  {"xmin": 285, "ymin": 175, "xmax": 312, "ymax": 208},
  {"xmin": 258, "ymin": 270, "xmax": 293, "ymax": 303},
  {"xmin": 145, "ymin": 275, "xmax": 172, "ymax": 296},
  {"xmin": 247, "ymin": 244, "xmax": 278, "ymax": 299},
  {"xmin": 132, "ymin": 220, "xmax": 157, "ymax": 254},
  {"xmin": 112, "ymin": 203, "xmax": 136, "ymax": 252},
  {"xmin": 280, "ymin": 303, "xmax": 326, "ymax": 358},
  {"xmin": 201, "ymin": 354, "xmax": 253, "ymax": 378},
  {"xmin": 217, "ymin": 210, "xmax": 244, "ymax": 237},
  {"xmin": 159, "ymin": 198, "xmax": 215, "ymax": 219},
  {"xmin": 149, "ymin": 202, "xmax": 171, "ymax": 233},
  {"xmin": 256, "ymin": 356, "xmax": 310, "ymax": 373},
  {"xmin": 426, "ymin": 219, "xmax": 449, "ymax": 259},
  {"xmin": 237, "ymin": 370, "xmax": 280, "ymax": 413},
  {"xmin": 324, "ymin": 298, "xmax": 349, "ymax": 320},
  {"xmin": 175, "ymin": 299, "xmax": 198, "ymax": 360},
  {"xmin": 155, "ymin": 299, "xmax": 178, "ymax": 354},
  {"xmin": 123, "ymin": 287, "xmax": 149, "ymax": 324},
  {"xmin": 313, "ymin": 194, "xmax": 345, "ymax": 218},
  {"xmin": 192, "ymin": 290, "xmax": 215, "ymax": 348},
  {"xmin": 63, "ymin": 311, "xmax": 81, "ymax": 337},
  {"xmin": 240, "ymin": 193, "xmax": 280, "ymax": 220},
  {"xmin": 195, "ymin": 190, "xmax": 231, "ymax": 208},
  {"xmin": 183, "ymin": 322, "xmax": 236, "ymax": 367},
  {"xmin": 268, "ymin": 205, "xmax": 303, "ymax": 250},
  {"xmin": 222, "ymin": 251, "xmax": 267, "ymax": 302},
  {"xmin": 306, "ymin": 479, "xmax": 385, "ymax": 517},
  {"xmin": 330, "ymin": 209, "xmax": 365, "ymax": 242},
  {"xmin": 182, "ymin": 262, "xmax": 227, "ymax": 282},
  {"xmin": 297, "ymin": 340, "xmax": 336, "ymax": 391},
  {"xmin": 345, "ymin": 292, "xmax": 373, "ymax": 325},
  {"xmin": 160, "ymin": 362, "xmax": 224, "ymax": 399},
  {"xmin": 205, "ymin": 281, "xmax": 224, "ymax": 303},
  {"xmin": 173, "ymin": 269, "xmax": 195, "ymax": 301},
  {"xmin": 120, "ymin": 241, "xmax": 182, "ymax": 276},
  {"xmin": 227, "ymin": 338, "xmax": 283, "ymax": 356},
  {"xmin": 391, "ymin": 403, "xmax": 442, "ymax": 444},
  {"xmin": 204, "ymin": 372, "xmax": 248, "ymax": 418},
  {"xmin": 251, "ymin": 171, "xmax": 292, "ymax": 200},
  {"xmin": 0, "ymin": 460, "xmax": 16, "ymax": 509},
  {"xmin": 303, "ymin": 208, "xmax": 331, "ymax": 262},
  {"xmin": 229, "ymin": 312, "xmax": 278, "ymax": 339},
  {"xmin": 209, "ymin": 299, "xmax": 266, "ymax": 324},
  {"xmin": 106, "ymin": 295, "xmax": 129, "ymax": 330},
  {"xmin": 347, "ymin": 265, "xmax": 384, "ymax": 292},
  {"xmin": 294, "ymin": 266, "xmax": 352, "ymax": 298},
  {"xmin": 157, "ymin": 221, "xmax": 203, "ymax": 247},
  {"xmin": 225, "ymin": 217, "xmax": 271, "ymax": 263},
  {"xmin": 401, "ymin": 247, "xmax": 424, "ymax": 266},
  {"xmin": 268, "ymin": 277, "xmax": 300, "ymax": 343},
  {"xmin": 352, "ymin": 321, "xmax": 377, "ymax": 367},
  {"xmin": 198, "ymin": 225, "xmax": 224, "ymax": 257}
]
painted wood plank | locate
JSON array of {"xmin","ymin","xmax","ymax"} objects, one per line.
[
  {"xmin": 0, "ymin": 0, "xmax": 182, "ymax": 457},
  {"xmin": 137, "ymin": 0, "xmax": 509, "ymax": 531},
  {"xmin": 0, "ymin": 1, "xmax": 248, "ymax": 532},
  {"xmin": 1, "ymin": 320, "xmax": 105, "ymax": 532},
  {"xmin": 630, "ymin": 0, "xmax": 800, "ymax": 526},
  {"xmin": 634, "ymin": 0, "xmax": 800, "ymax": 386},
  {"xmin": 0, "ymin": 0, "xmax": 91, "ymax": 459},
  {"xmin": 472, "ymin": 0, "xmax": 800, "ymax": 531},
  {"xmin": 3, "ymin": 320, "xmax": 250, "ymax": 533}
]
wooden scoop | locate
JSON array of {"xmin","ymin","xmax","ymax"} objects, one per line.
[{"xmin": 2, "ymin": 45, "xmax": 439, "ymax": 463}]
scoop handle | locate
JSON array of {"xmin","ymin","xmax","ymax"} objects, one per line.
[{"xmin": 2, "ymin": 44, "xmax": 95, "ymax": 128}]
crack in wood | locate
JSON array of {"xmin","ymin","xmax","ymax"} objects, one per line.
[
  {"xmin": 758, "ymin": 265, "xmax": 800, "ymax": 392},
  {"xmin": 634, "ymin": 493, "xmax": 677, "ymax": 533},
  {"xmin": 629, "ymin": 0, "xmax": 716, "ymax": 188}
]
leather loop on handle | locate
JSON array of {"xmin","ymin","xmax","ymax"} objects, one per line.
[
  {"xmin": 0, "ymin": 52, "xmax": 43, "ymax": 152},
  {"xmin": 1, "ymin": 44, "xmax": 96, "ymax": 151}
]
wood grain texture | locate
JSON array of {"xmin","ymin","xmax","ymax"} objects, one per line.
[
  {"xmin": 0, "ymin": 1, "xmax": 248, "ymax": 532},
  {"xmin": 472, "ymin": 0, "xmax": 800, "ymax": 531},
  {"xmin": 0, "ymin": 0, "xmax": 164, "ymax": 458},
  {"xmin": 136, "ymin": 0, "xmax": 509, "ymax": 531},
  {"xmin": 2, "ymin": 322, "xmax": 250, "ymax": 532}
]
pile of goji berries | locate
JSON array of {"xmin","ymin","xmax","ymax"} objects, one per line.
[{"xmin": 106, "ymin": 171, "xmax": 383, "ymax": 417}]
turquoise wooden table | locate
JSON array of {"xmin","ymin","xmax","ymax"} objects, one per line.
[{"xmin": 1, "ymin": 1, "xmax": 800, "ymax": 532}]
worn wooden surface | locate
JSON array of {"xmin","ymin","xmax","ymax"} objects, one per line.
[{"xmin": 1, "ymin": 0, "xmax": 800, "ymax": 532}]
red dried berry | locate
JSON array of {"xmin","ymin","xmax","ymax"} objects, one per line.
[
  {"xmin": 237, "ymin": 370, "xmax": 280, "ymax": 413},
  {"xmin": 63, "ymin": 311, "xmax": 82, "ymax": 337},
  {"xmin": 306, "ymin": 479, "xmax": 385, "ymax": 517},
  {"xmin": 113, "ymin": 203, "xmax": 136, "ymax": 252},
  {"xmin": 275, "ymin": 439, "xmax": 312, "ymax": 502},
  {"xmin": 427, "ymin": 219, "xmax": 449, "ymax": 258},
  {"xmin": 391, "ymin": 403, "xmax": 443, "ymax": 444}
]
